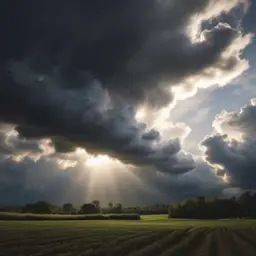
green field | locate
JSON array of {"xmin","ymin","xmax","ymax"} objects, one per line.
[{"xmin": 1, "ymin": 215, "xmax": 256, "ymax": 256}]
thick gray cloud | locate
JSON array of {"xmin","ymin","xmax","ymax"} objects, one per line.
[
  {"xmin": 0, "ymin": 156, "xmax": 86, "ymax": 205},
  {"xmin": 0, "ymin": 0, "xmax": 251, "ymax": 104},
  {"xmin": 132, "ymin": 159, "xmax": 224, "ymax": 203},
  {"xmin": 0, "ymin": 154, "xmax": 223, "ymax": 206},
  {"xmin": 213, "ymin": 99, "xmax": 256, "ymax": 136},
  {"xmin": 202, "ymin": 99, "xmax": 256, "ymax": 190},
  {"xmin": 0, "ymin": 0, "xmax": 253, "ymax": 204},
  {"xmin": 0, "ymin": 0, "xmax": 251, "ymax": 173},
  {"xmin": 1, "ymin": 62, "xmax": 195, "ymax": 174}
]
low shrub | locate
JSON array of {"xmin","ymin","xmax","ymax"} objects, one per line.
[
  {"xmin": 0, "ymin": 212, "xmax": 140, "ymax": 221},
  {"xmin": 109, "ymin": 214, "xmax": 141, "ymax": 220}
]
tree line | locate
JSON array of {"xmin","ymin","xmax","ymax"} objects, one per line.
[
  {"xmin": 3, "ymin": 191, "xmax": 255, "ymax": 219},
  {"xmin": 169, "ymin": 191, "xmax": 256, "ymax": 219},
  {"xmin": 18, "ymin": 200, "xmax": 124, "ymax": 214},
  {"xmin": 0, "ymin": 201, "xmax": 169, "ymax": 215}
]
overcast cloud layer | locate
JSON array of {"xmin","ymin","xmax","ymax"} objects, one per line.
[{"xmin": 0, "ymin": 0, "xmax": 254, "ymax": 205}]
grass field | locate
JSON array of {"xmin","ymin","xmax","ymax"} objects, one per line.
[{"xmin": 1, "ymin": 215, "xmax": 256, "ymax": 256}]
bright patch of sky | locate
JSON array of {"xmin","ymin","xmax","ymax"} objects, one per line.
[{"xmin": 174, "ymin": 41, "xmax": 256, "ymax": 155}]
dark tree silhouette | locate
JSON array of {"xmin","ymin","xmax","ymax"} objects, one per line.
[
  {"xmin": 80, "ymin": 203, "xmax": 100, "ymax": 214},
  {"xmin": 169, "ymin": 192, "xmax": 256, "ymax": 219},
  {"xmin": 62, "ymin": 203, "xmax": 75, "ymax": 214},
  {"xmin": 108, "ymin": 202, "xmax": 113, "ymax": 209},
  {"xmin": 112, "ymin": 203, "xmax": 122, "ymax": 213},
  {"xmin": 91, "ymin": 200, "xmax": 100, "ymax": 210},
  {"xmin": 22, "ymin": 201, "xmax": 52, "ymax": 214}
]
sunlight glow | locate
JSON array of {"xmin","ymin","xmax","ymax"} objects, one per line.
[
  {"xmin": 222, "ymin": 173, "xmax": 231, "ymax": 184},
  {"xmin": 251, "ymin": 98, "xmax": 256, "ymax": 106},
  {"xmin": 135, "ymin": 107, "xmax": 147, "ymax": 123},
  {"xmin": 135, "ymin": 102, "xmax": 190, "ymax": 143},
  {"xmin": 81, "ymin": 153, "xmax": 138, "ymax": 204},
  {"xmin": 86, "ymin": 155, "xmax": 114, "ymax": 168}
]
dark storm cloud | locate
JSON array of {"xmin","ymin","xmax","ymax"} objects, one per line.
[
  {"xmin": 130, "ymin": 159, "xmax": 224, "ymax": 203},
  {"xmin": 0, "ymin": 0, "xmax": 251, "ymax": 173},
  {"xmin": 0, "ymin": 0, "xmax": 250, "ymax": 104},
  {"xmin": 0, "ymin": 61, "xmax": 195, "ymax": 174},
  {"xmin": 202, "ymin": 100, "xmax": 256, "ymax": 190},
  {"xmin": 0, "ymin": 155, "xmax": 223, "ymax": 206},
  {"xmin": 141, "ymin": 129, "xmax": 160, "ymax": 141},
  {"xmin": 0, "ymin": 156, "xmax": 86, "ymax": 205}
]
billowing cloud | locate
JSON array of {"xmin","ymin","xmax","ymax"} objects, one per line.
[
  {"xmin": 1, "ymin": 0, "xmax": 252, "ymax": 104},
  {"xmin": 213, "ymin": 98, "xmax": 256, "ymax": 137},
  {"xmin": 202, "ymin": 99, "xmax": 256, "ymax": 190},
  {"xmin": 125, "ymin": 158, "xmax": 225, "ymax": 203},
  {"xmin": 0, "ymin": 0, "xmax": 254, "ymax": 205},
  {"xmin": 0, "ymin": 123, "xmax": 53, "ymax": 161},
  {"xmin": 0, "ymin": 62, "xmax": 195, "ymax": 174},
  {"xmin": 0, "ymin": 1, "xmax": 252, "ymax": 169},
  {"xmin": 0, "ymin": 156, "xmax": 86, "ymax": 205},
  {"xmin": 0, "ymin": 151, "xmax": 223, "ymax": 206}
]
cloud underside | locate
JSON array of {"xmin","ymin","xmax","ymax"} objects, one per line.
[
  {"xmin": 0, "ymin": 0, "xmax": 254, "ymax": 204},
  {"xmin": 202, "ymin": 99, "xmax": 256, "ymax": 190}
]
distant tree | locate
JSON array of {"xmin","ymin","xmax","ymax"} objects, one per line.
[
  {"xmin": 51, "ymin": 205, "xmax": 62, "ymax": 214},
  {"xmin": 80, "ymin": 203, "xmax": 100, "ymax": 214},
  {"xmin": 169, "ymin": 191, "xmax": 256, "ymax": 219},
  {"xmin": 108, "ymin": 202, "xmax": 113, "ymax": 209},
  {"xmin": 91, "ymin": 200, "xmax": 100, "ymax": 210},
  {"xmin": 112, "ymin": 203, "xmax": 122, "ymax": 213},
  {"xmin": 237, "ymin": 191, "xmax": 256, "ymax": 218},
  {"xmin": 23, "ymin": 201, "xmax": 52, "ymax": 214},
  {"xmin": 62, "ymin": 203, "xmax": 75, "ymax": 214},
  {"xmin": 195, "ymin": 196, "xmax": 207, "ymax": 218}
]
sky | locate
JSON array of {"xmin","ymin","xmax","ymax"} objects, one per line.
[{"xmin": 0, "ymin": 0, "xmax": 255, "ymax": 206}]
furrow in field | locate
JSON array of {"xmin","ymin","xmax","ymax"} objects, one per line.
[
  {"xmin": 0, "ymin": 229, "xmax": 129, "ymax": 248},
  {"xmin": 3, "ymin": 233, "xmax": 121, "ymax": 256},
  {"xmin": 126, "ymin": 229, "xmax": 189, "ymax": 256},
  {"xmin": 229, "ymin": 230, "xmax": 256, "ymax": 255},
  {"xmin": 233, "ymin": 229, "xmax": 256, "ymax": 251},
  {"xmin": 110, "ymin": 231, "xmax": 156, "ymax": 245},
  {"xmin": 80, "ymin": 231, "xmax": 154, "ymax": 256},
  {"xmin": 191, "ymin": 228, "xmax": 219, "ymax": 256},
  {"xmin": 20, "ymin": 240, "xmax": 101, "ymax": 256},
  {"xmin": 0, "ymin": 229, "xmax": 103, "ymax": 240},
  {"xmin": 19, "ymin": 231, "xmax": 151, "ymax": 256},
  {"xmin": 204, "ymin": 227, "xmax": 243, "ymax": 256},
  {"xmin": 0, "ymin": 232, "xmax": 116, "ymax": 248},
  {"xmin": 89, "ymin": 231, "xmax": 166, "ymax": 256},
  {"xmin": 219, "ymin": 227, "xmax": 256, "ymax": 256},
  {"xmin": 159, "ymin": 227, "xmax": 209, "ymax": 256},
  {"xmin": 216, "ymin": 227, "xmax": 237, "ymax": 256}
]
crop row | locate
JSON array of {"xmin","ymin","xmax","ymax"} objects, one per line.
[{"xmin": 2, "ymin": 228, "xmax": 256, "ymax": 255}]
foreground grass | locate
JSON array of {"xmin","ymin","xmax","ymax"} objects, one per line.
[{"xmin": 1, "ymin": 216, "xmax": 256, "ymax": 255}]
